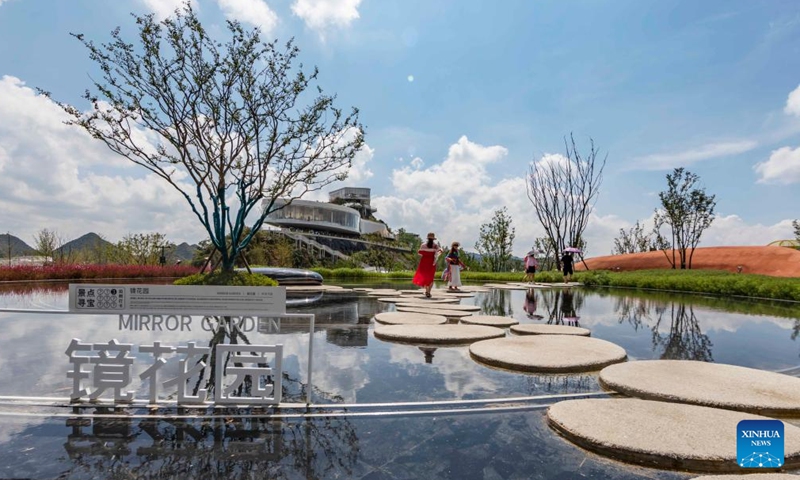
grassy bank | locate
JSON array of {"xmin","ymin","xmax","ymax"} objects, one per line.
[{"xmin": 313, "ymin": 267, "xmax": 800, "ymax": 302}]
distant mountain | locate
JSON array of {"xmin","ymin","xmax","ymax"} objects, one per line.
[
  {"xmin": 58, "ymin": 232, "xmax": 114, "ymax": 254},
  {"xmin": 173, "ymin": 242, "xmax": 199, "ymax": 262},
  {"xmin": 0, "ymin": 234, "xmax": 37, "ymax": 257}
]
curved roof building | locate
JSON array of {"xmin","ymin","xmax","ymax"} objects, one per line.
[{"xmin": 265, "ymin": 198, "xmax": 362, "ymax": 235}]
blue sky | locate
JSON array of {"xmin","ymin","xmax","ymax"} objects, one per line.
[{"xmin": 1, "ymin": 0, "xmax": 799, "ymax": 256}]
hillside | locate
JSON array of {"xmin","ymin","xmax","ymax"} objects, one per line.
[
  {"xmin": 173, "ymin": 242, "xmax": 199, "ymax": 262},
  {"xmin": 579, "ymin": 246, "xmax": 800, "ymax": 278},
  {"xmin": 58, "ymin": 232, "xmax": 114, "ymax": 254},
  {"xmin": 0, "ymin": 234, "xmax": 36, "ymax": 257}
]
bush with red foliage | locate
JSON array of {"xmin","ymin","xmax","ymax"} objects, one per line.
[{"xmin": 0, "ymin": 264, "xmax": 199, "ymax": 282}]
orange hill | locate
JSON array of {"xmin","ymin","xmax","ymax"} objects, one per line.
[{"xmin": 578, "ymin": 246, "xmax": 800, "ymax": 278}]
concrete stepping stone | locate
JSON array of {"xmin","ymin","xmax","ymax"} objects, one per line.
[
  {"xmin": 374, "ymin": 312, "xmax": 447, "ymax": 325},
  {"xmin": 693, "ymin": 475, "xmax": 800, "ymax": 479},
  {"xmin": 482, "ymin": 283, "xmax": 529, "ymax": 290},
  {"xmin": 599, "ymin": 360, "xmax": 800, "ymax": 416},
  {"xmin": 547, "ymin": 398, "xmax": 800, "ymax": 472},
  {"xmin": 395, "ymin": 303, "xmax": 480, "ymax": 312},
  {"xmin": 366, "ymin": 290, "xmax": 402, "ymax": 296},
  {"xmin": 395, "ymin": 306, "xmax": 474, "ymax": 318},
  {"xmin": 374, "ymin": 324, "xmax": 505, "ymax": 345},
  {"xmin": 438, "ymin": 291, "xmax": 476, "ymax": 298},
  {"xmin": 376, "ymin": 297, "xmax": 458, "ymax": 304},
  {"xmin": 454, "ymin": 286, "xmax": 491, "ymax": 293},
  {"xmin": 511, "ymin": 324, "xmax": 590, "ymax": 336},
  {"xmin": 460, "ymin": 315, "xmax": 519, "ymax": 327},
  {"xmin": 470, "ymin": 336, "xmax": 626, "ymax": 373}
]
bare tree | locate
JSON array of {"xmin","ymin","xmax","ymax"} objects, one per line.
[
  {"xmin": 654, "ymin": 168, "xmax": 716, "ymax": 269},
  {"xmin": 43, "ymin": 3, "xmax": 363, "ymax": 272},
  {"xmin": 526, "ymin": 134, "xmax": 606, "ymax": 268}
]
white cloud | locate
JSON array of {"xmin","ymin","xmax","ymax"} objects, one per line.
[
  {"xmin": 0, "ymin": 75, "xmax": 203, "ymax": 244},
  {"xmin": 785, "ymin": 84, "xmax": 800, "ymax": 117},
  {"xmin": 702, "ymin": 215, "xmax": 796, "ymax": 246},
  {"xmin": 632, "ymin": 140, "xmax": 758, "ymax": 170},
  {"xmin": 140, "ymin": 0, "xmax": 191, "ymax": 20},
  {"xmin": 291, "ymin": 0, "xmax": 362, "ymax": 37},
  {"xmin": 753, "ymin": 145, "xmax": 800, "ymax": 184},
  {"xmin": 216, "ymin": 0, "xmax": 278, "ymax": 34}
]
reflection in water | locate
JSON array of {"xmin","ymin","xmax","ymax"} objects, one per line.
[
  {"xmin": 419, "ymin": 347, "xmax": 437, "ymax": 364},
  {"xmin": 613, "ymin": 296, "xmax": 665, "ymax": 332},
  {"xmin": 651, "ymin": 303, "xmax": 713, "ymax": 361},
  {"xmin": 480, "ymin": 288, "xmax": 513, "ymax": 317},
  {"xmin": 63, "ymin": 411, "xmax": 358, "ymax": 479},
  {"xmin": 538, "ymin": 289, "xmax": 584, "ymax": 326},
  {"xmin": 524, "ymin": 374, "xmax": 597, "ymax": 394},
  {"xmin": 522, "ymin": 289, "xmax": 542, "ymax": 319}
]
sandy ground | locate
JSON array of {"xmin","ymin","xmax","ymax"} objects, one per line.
[{"xmin": 577, "ymin": 246, "xmax": 800, "ymax": 277}]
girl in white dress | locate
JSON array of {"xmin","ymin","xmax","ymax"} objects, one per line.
[{"xmin": 445, "ymin": 242, "xmax": 467, "ymax": 291}]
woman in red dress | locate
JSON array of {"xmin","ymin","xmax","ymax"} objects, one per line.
[{"xmin": 412, "ymin": 232, "xmax": 442, "ymax": 297}]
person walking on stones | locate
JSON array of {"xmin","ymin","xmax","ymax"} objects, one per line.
[
  {"xmin": 561, "ymin": 251, "xmax": 574, "ymax": 284},
  {"xmin": 413, "ymin": 232, "xmax": 442, "ymax": 297},
  {"xmin": 445, "ymin": 241, "xmax": 467, "ymax": 291},
  {"xmin": 523, "ymin": 249, "xmax": 539, "ymax": 284}
]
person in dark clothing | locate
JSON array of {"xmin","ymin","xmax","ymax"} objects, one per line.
[{"xmin": 561, "ymin": 252, "xmax": 574, "ymax": 283}]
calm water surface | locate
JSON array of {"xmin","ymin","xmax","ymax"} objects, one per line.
[{"xmin": 0, "ymin": 281, "xmax": 797, "ymax": 479}]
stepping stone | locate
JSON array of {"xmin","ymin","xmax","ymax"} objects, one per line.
[
  {"xmin": 482, "ymin": 283, "xmax": 529, "ymax": 290},
  {"xmin": 395, "ymin": 306, "xmax": 474, "ymax": 318},
  {"xmin": 395, "ymin": 303, "xmax": 480, "ymax": 312},
  {"xmin": 454, "ymin": 286, "xmax": 491, "ymax": 293},
  {"xmin": 460, "ymin": 315, "xmax": 519, "ymax": 327},
  {"xmin": 366, "ymin": 290, "xmax": 402, "ymax": 296},
  {"xmin": 599, "ymin": 360, "xmax": 800, "ymax": 416},
  {"xmin": 693, "ymin": 475, "xmax": 800, "ymax": 479},
  {"xmin": 374, "ymin": 324, "xmax": 505, "ymax": 345},
  {"xmin": 511, "ymin": 324, "xmax": 590, "ymax": 336},
  {"xmin": 376, "ymin": 297, "xmax": 458, "ymax": 304},
  {"xmin": 547, "ymin": 398, "xmax": 800, "ymax": 472},
  {"xmin": 439, "ymin": 291, "xmax": 475, "ymax": 298},
  {"xmin": 374, "ymin": 312, "xmax": 447, "ymax": 325},
  {"xmin": 470, "ymin": 336, "xmax": 626, "ymax": 373}
]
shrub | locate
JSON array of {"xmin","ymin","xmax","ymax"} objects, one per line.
[{"xmin": 174, "ymin": 271, "xmax": 278, "ymax": 286}]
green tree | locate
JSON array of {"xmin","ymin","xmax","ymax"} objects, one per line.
[
  {"xmin": 116, "ymin": 232, "xmax": 169, "ymax": 265},
  {"xmin": 793, "ymin": 220, "xmax": 800, "ymax": 243},
  {"xmin": 474, "ymin": 207, "xmax": 515, "ymax": 272},
  {"xmin": 612, "ymin": 220, "xmax": 652, "ymax": 255},
  {"xmin": 45, "ymin": 3, "xmax": 363, "ymax": 274},
  {"xmin": 654, "ymin": 168, "xmax": 716, "ymax": 269},
  {"xmin": 395, "ymin": 228, "xmax": 422, "ymax": 251},
  {"xmin": 32, "ymin": 228, "xmax": 64, "ymax": 262}
]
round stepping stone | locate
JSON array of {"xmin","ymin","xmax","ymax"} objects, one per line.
[
  {"xmin": 547, "ymin": 398, "xmax": 800, "ymax": 472},
  {"xmin": 374, "ymin": 324, "xmax": 505, "ymax": 345},
  {"xmin": 693, "ymin": 475, "xmax": 800, "ymax": 480},
  {"xmin": 460, "ymin": 315, "xmax": 519, "ymax": 327},
  {"xmin": 599, "ymin": 360, "xmax": 800, "ymax": 416},
  {"xmin": 395, "ymin": 303, "xmax": 480, "ymax": 312},
  {"xmin": 482, "ymin": 283, "xmax": 528, "ymax": 290},
  {"xmin": 395, "ymin": 306, "xmax": 473, "ymax": 318},
  {"xmin": 511, "ymin": 324, "xmax": 590, "ymax": 336},
  {"xmin": 439, "ymin": 291, "xmax": 475, "ymax": 298},
  {"xmin": 455, "ymin": 286, "xmax": 490, "ymax": 293},
  {"xmin": 376, "ymin": 297, "xmax": 458, "ymax": 304},
  {"xmin": 366, "ymin": 290, "xmax": 402, "ymax": 296},
  {"xmin": 470, "ymin": 336, "xmax": 626, "ymax": 373},
  {"xmin": 374, "ymin": 312, "xmax": 447, "ymax": 325}
]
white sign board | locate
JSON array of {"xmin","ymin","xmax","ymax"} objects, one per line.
[{"xmin": 68, "ymin": 284, "xmax": 287, "ymax": 315}]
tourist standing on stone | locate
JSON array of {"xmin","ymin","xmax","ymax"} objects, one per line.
[
  {"xmin": 523, "ymin": 249, "xmax": 539, "ymax": 283},
  {"xmin": 445, "ymin": 241, "xmax": 467, "ymax": 291},
  {"xmin": 561, "ymin": 252, "xmax": 574, "ymax": 283},
  {"xmin": 413, "ymin": 232, "xmax": 442, "ymax": 297}
]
